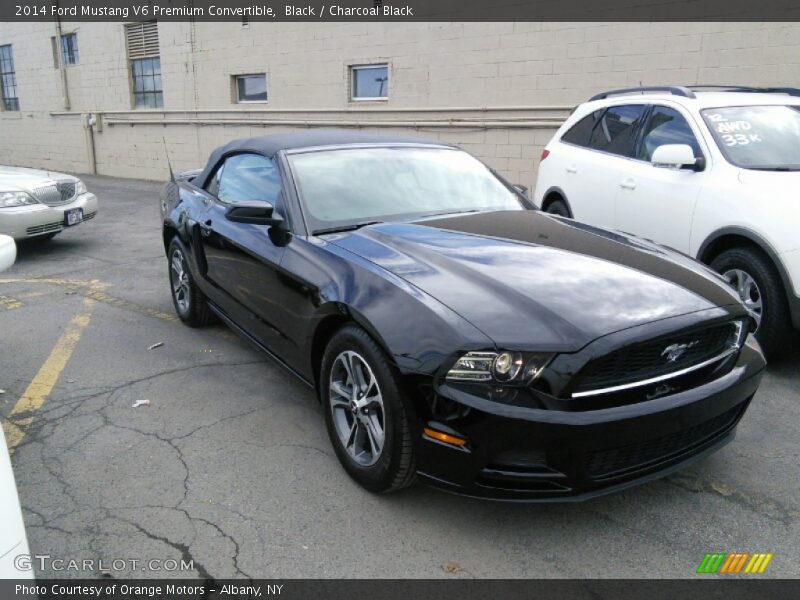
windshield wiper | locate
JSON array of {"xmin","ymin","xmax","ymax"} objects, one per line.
[
  {"xmin": 749, "ymin": 166, "xmax": 800, "ymax": 171},
  {"xmin": 312, "ymin": 221, "xmax": 383, "ymax": 235},
  {"xmin": 417, "ymin": 209, "xmax": 486, "ymax": 220}
]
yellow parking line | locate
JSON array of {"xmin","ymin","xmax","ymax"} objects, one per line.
[
  {"xmin": 2, "ymin": 283, "xmax": 100, "ymax": 452},
  {"xmin": 0, "ymin": 295, "xmax": 24, "ymax": 310}
]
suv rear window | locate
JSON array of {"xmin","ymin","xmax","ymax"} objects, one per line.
[
  {"xmin": 587, "ymin": 105, "xmax": 647, "ymax": 157},
  {"xmin": 561, "ymin": 110, "xmax": 602, "ymax": 147}
]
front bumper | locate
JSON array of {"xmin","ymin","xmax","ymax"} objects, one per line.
[
  {"xmin": 0, "ymin": 193, "xmax": 98, "ymax": 240},
  {"xmin": 416, "ymin": 337, "xmax": 766, "ymax": 501}
]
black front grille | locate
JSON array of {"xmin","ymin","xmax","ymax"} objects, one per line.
[
  {"xmin": 587, "ymin": 403, "xmax": 744, "ymax": 480},
  {"xmin": 573, "ymin": 322, "xmax": 735, "ymax": 394}
]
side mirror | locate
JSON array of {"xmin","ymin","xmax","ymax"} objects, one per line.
[
  {"xmin": 512, "ymin": 184, "xmax": 529, "ymax": 197},
  {"xmin": 224, "ymin": 200, "xmax": 283, "ymax": 227},
  {"xmin": 651, "ymin": 144, "xmax": 703, "ymax": 171}
]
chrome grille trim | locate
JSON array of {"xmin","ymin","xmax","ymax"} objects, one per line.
[
  {"xmin": 26, "ymin": 221, "xmax": 63, "ymax": 235},
  {"xmin": 31, "ymin": 180, "xmax": 77, "ymax": 206},
  {"xmin": 571, "ymin": 347, "xmax": 738, "ymax": 398},
  {"xmin": 57, "ymin": 181, "xmax": 75, "ymax": 203}
]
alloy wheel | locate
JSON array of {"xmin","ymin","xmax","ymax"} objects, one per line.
[
  {"xmin": 329, "ymin": 350, "xmax": 386, "ymax": 467},
  {"xmin": 170, "ymin": 248, "xmax": 191, "ymax": 314},
  {"xmin": 723, "ymin": 268, "xmax": 763, "ymax": 329}
]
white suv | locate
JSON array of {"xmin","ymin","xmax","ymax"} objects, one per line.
[{"xmin": 534, "ymin": 86, "xmax": 800, "ymax": 358}]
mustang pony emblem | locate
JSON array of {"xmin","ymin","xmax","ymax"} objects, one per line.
[{"xmin": 661, "ymin": 340, "xmax": 700, "ymax": 363}]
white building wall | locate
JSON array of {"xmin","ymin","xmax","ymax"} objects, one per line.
[{"xmin": 1, "ymin": 21, "xmax": 799, "ymax": 188}]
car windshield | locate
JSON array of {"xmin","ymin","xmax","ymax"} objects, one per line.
[
  {"xmin": 701, "ymin": 105, "xmax": 800, "ymax": 170},
  {"xmin": 287, "ymin": 146, "xmax": 527, "ymax": 233}
]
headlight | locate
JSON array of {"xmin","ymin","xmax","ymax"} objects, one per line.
[
  {"xmin": 75, "ymin": 180, "xmax": 87, "ymax": 195},
  {"xmin": 0, "ymin": 191, "xmax": 38, "ymax": 208},
  {"xmin": 447, "ymin": 351, "xmax": 554, "ymax": 384}
]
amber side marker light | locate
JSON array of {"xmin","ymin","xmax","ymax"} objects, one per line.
[{"xmin": 423, "ymin": 427, "xmax": 467, "ymax": 447}]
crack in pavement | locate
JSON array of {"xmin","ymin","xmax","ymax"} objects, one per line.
[{"xmin": 111, "ymin": 514, "xmax": 215, "ymax": 581}]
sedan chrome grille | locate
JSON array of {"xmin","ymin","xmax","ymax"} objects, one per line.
[
  {"xmin": 31, "ymin": 180, "xmax": 77, "ymax": 206},
  {"xmin": 57, "ymin": 181, "xmax": 75, "ymax": 202}
]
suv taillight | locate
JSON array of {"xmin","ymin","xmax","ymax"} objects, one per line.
[{"xmin": 540, "ymin": 149, "xmax": 550, "ymax": 161}]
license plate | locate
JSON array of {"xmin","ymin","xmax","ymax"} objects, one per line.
[{"xmin": 64, "ymin": 208, "xmax": 82, "ymax": 226}]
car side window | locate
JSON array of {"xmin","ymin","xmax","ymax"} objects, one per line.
[
  {"xmin": 561, "ymin": 110, "xmax": 602, "ymax": 147},
  {"xmin": 638, "ymin": 106, "xmax": 702, "ymax": 161},
  {"xmin": 205, "ymin": 163, "xmax": 224, "ymax": 197},
  {"xmin": 207, "ymin": 153, "xmax": 282, "ymax": 207},
  {"xmin": 587, "ymin": 104, "xmax": 647, "ymax": 157}
]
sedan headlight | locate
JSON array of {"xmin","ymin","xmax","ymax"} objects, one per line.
[
  {"xmin": 0, "ymin": 191, "xmax": 39, "ymax": 208},
  {"xmin": 447, "ymin": 351, "xmax": 554, "ymax": 384},
  {"xmin": 75, "ymin": 180, "xmax": 87, "ymax": 195}
]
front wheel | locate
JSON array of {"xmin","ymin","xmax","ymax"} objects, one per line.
[
  {"xmin": 711, "ymin": 247, "xmax": 790, "ymax": 358},
  {"xmin": 320, "ymin": 324, "xmax": 416, "ymax": 493},
  {"xmin": 167, "ymin": 237, "xmax": 216, "ymax": 327},
  {"xmin": 545, "ymin": 198, "xmax": 571, "ymax": 217}
]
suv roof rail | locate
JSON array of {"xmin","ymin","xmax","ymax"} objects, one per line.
[
  {"xmin": 588, "ymin": 86, "xmax": 696, "ymax": 102},
  {"xmin": 688, "ymin": 85, "xmax": 800, "ymax": 97}
]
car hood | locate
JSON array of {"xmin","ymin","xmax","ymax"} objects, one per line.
[
  {"xmin": 0, "ymin": 165, "xmax": 77, "ymax": 192},
  {"xmin": 329, "ymin": 210, "xmax": 744, "ymax": 350}
]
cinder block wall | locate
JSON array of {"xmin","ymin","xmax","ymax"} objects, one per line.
[{"xmin": 1, "ymin": 22, "xmax": 799, "ymax": 188}]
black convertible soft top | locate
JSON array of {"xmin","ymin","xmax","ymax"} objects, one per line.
[{"xmin": 195, "ymin": 130, "xmax": 451, "ymax": 187}]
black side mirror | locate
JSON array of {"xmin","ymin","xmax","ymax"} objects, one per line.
[
  {"xmin": 225, "ymin": 200, "xmax": 283, "ymax": 227},
  {"xmin": 512, "ymin": 184, "xmax": 529, "ymax": 197}
]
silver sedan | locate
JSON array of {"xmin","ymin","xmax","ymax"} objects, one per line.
[{"xmin": 0, "ymin": 165, "xmax": 98, "ymax": 240}]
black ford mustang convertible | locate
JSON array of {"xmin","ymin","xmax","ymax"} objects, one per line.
[{"xmin": 160, "ymin": 131, "xmax": 766, "ymax": 501}]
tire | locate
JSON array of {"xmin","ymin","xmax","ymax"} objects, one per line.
[
  {"xmin": 710, "ymin": 247, "xmax": 791, "ymax": 359},
  {"xmin": 320, "ymin": 324, "xmax": 416, "ymax": 493},
  {"xmin": 167, "ymin": 237, "xmax": 216, "ymax": 327},
  {"xmin": 545, "ymin": 198, "xmax": 571, "ymax": 218}
]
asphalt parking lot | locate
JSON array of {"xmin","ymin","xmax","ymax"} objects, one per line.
[{"xmin": 1, "ymin": 174, "xmax": 799, "ymax": 579}]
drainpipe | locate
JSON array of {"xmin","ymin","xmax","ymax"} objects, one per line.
[
  {"xmin": 84, "ymin": 113, "xmax": 97, "ymax": 174},
  {"xmin": 54, "ymin": 8, "xmax": 71, "ymax": 110}
]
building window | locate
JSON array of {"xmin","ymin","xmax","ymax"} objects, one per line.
[
  {"xmin": 125, "ymin": 21, "xmax": 163, "ymax": 109},
  {"xmin": 351, "ymin": 64, "xmax": 389, "ymax": 101},
  {"xmin": 60, "ymin": 33, "xmax": 79, "ymax": 65},
  {"xmin": 234, "ymin": 74, "xmax": 267, "ymax": 103},
  {"xmin": 0, "ymin": 45, "xmax": 19, "ymax": 111},
  {"xmin": 131, "ymin": 57, "xmax": 163, "ymax": 108}
]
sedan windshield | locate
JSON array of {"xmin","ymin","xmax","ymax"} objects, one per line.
[
  {"xmin": 287, "ymin": 147, "xmax": 526, "ymax": 233},
  {"xmin": 701, "ymin": 105, "xmax": 800, "ymax": 170}
]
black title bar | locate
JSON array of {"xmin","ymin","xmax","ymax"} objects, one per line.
[
  {"xmin": 3, "ymin": 0, "xmax": 800, "ymax": 22},
  {"xmin": 3, "ymin": 579, "xmax": 800, "ymax": 600}
]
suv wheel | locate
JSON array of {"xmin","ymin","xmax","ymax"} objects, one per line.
[
  {"xmin": 320, "ymin": 324, "xmax": 416, "ymax": 493},
  {"xmin": 545, "ymin": 198, "xmax": 571, "ymax": 217},
  {"xmin": 167, "ymin": 237, "xmax": 216, "ymax": 327},
  {"xmin": 711, "ymin": 247, "xmax": 790, "ymax": 358}
]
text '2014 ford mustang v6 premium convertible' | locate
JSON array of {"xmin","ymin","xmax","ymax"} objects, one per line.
[{"xmin": 159, "ymin": 131, "xmax": 766, "ymax": 501}]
